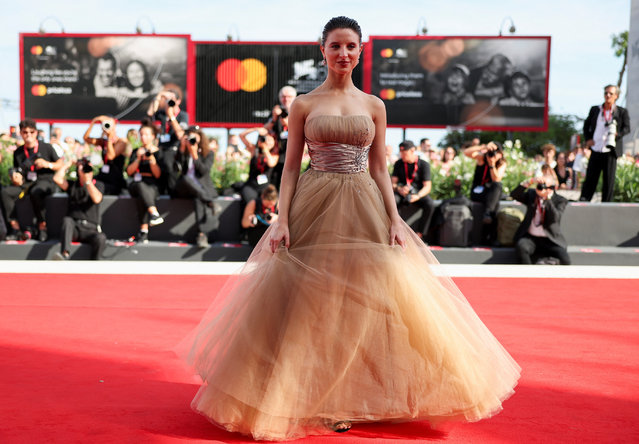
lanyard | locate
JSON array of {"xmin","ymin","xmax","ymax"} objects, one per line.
[
  {"xmin": 24, "ymin": 141, "xmax": 39, "ymax": 171},
  {"xmin": 256, "ymin": 155, "xmax": 267, "ymax": 174},
  {"xmin": 404, "ymin": 160, "xmax": 418, "ymax": 186},
  {"xmin": 481, "ymin": 163, "xmax": 491, "ymax": 185},
  {"xmin": 534, "ymin": 197, "xmax": 545, "ymax": 227}
]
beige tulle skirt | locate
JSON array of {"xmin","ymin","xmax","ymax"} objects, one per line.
[{"xmin": 180, "ymin": 169, "xmax": 520, "ymax": 441}]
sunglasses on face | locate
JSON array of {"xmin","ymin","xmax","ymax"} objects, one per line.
[{"xmin": 536, "ymin": 183, "xmax": 556, "ymax": 191}]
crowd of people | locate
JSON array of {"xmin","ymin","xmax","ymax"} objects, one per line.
[{"xmin": 0, "ymin": 83, "xmax": 632, "ymax": 265}]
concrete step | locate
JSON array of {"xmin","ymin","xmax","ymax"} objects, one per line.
[{"xmin": 1, "ymin": 240, "xmax": 637, "ymax": 265}]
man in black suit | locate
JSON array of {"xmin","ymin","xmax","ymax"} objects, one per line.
[
  {"xmin": 580, "ymin": 84, "xmax": 630, "ymax": 202},
  {"xmin": 511, "ymin": 170, "xmax": 570, "ymax": 265}
]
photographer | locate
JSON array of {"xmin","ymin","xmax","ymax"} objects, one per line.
[
  {"xmin": 264, "ymin": 86, "xmax": 296, "ymax": 189},
  {"xmin": 126, "ymin": 124, "xmax": 164, "ymax": 244},
  {"xmin": 83, "ymin": 115, "xmax": 128, "ymax": 195},
  {"xmin": 173, "ymin": 126, "xmax": 219, "ymax": 248},
  {"xmin": 241, "ymin": 184, "xmax": 279, "ymax": 247},
  {"xmin": 52, "ymin": 158, "xmax": 106, "ymax": 260},
  {"xmin": 511, "ymin": 165, "xmax": 570, "ymax": 265},
  {"xmin": 0, "ymin": 119, "xmax": 63, "ymax": 241},
  {"xmin": 580, "ymin": 84, "xmax": 630, "ymax": 202},
  {"xmin": 464, "ymin": 140, "xmax": 507, "ymax": 244},
  {"xmin": 391, "ymin": 140, "xmax": 435, "ymax": 240},
  {"xmin": 238, "ymin": 127, "xmax": 279, "ymax": 203},
  {"xmin": 146, "ymin": 87, "xmax": 188, "ymax": 194}
]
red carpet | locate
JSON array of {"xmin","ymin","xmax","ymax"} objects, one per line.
[{"xmin": 0, "ymin": 273, "xmax": 638, "ymax": 443}]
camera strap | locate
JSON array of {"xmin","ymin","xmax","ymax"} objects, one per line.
[
  {"xmin": 601, "ymin": 105, "xmax": 615, "ymax": 123},
  {"xmin": 404, "ymin": 160, "xmax": 418, "ymax": 186}
]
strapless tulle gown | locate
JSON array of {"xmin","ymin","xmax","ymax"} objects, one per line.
[{"xmin": 181, "ymin": 115, "xmax": 520, "ymax": 441}]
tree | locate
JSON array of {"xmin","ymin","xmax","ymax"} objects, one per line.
[
  {"xmin": 611, "ymin": 30, "xmax": 628, "ymax": 89},
  {"xmin": 437, "ymin": 113, "xmax": 581, "ymax": 155}
]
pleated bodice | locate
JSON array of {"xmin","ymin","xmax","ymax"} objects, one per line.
[{"xmin": 304, "ymin": 115, "xmax": 375, "ymax": 174}]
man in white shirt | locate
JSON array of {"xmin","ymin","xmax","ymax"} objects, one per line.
[{"xmin": 579, "ymin": 85, "xmax": 630, "ymax": 202}]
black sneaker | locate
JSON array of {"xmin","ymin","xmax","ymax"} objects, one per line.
[
  {"xmin": 19, "ymin": 230, "xmax": 33, "ymax": 241},
  {"xmin": 131, "ymin": 231, "xmax": 148, "ymax": 244},
  {"xmin": 149, "ymin": 213, "xmax": 164, "ymax": 227},
  {"xmin": 5, "ymin": 229, "xmax": 20, "ymax": 241},
  {"xmin": 38, "ymin": 229, "xmax": 48, "ymax": 242}
]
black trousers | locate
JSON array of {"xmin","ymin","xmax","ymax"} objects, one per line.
[
  {"xmin": 470, "ymin": 181, "xmax": 502, "ymax": 215},
  {"xmin": 515, "ymin": 234, "xmax": 571, "ymax": 265},
  {"xmin": 395, "ymin": 193, "xmax": 436, "ymax": 236},
  {"xmin": 0, "ymin": 189, "xmax": 7, "ymax": 240},
  {"xmin": 0, "ymin": 185, "xmax": 23, "ymax": 222},
  {"xmin": 580, "ymin": 151, "xmax": 617, "ymax": 202},
  {"xmin": 60, "ymin": 216, "xmax": 106, "ymax": 260},
  {"xmin": 173, "ymin": 176, "xmax": 219, "ymax": 236},
  {"xmin": 0, "ymin": 180, "xmax": 57, "ymax": 225},
  {"xmin": 128, "ymin": 181, "xmax": 159, "ymax": 225}
]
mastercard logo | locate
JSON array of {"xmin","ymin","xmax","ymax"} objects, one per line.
[
  {"xmin": 31, "ymin": 84, "xmax": 47, "ymax": 96},
  {"xmin": 379, "ymin": 89, "xmax": 396, "ymax": 100},
  {"xmin": 380, "ymin": 48, "xmax": 394, "ymax": 58},
  {"xmin": 216, "ymin": 58, "xmax": 267, "ymax": 92},
  {"xmin": 30, "ymin": 45, "xmax": 43, "ymax": 55}
]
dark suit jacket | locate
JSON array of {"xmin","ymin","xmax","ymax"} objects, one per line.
[
  {"xmin": 510, "ymin": 185, "xmax": 568, "ymax": 248},
  {"xmin": 583, "ymin": 104, "xmax": 630, "ymax": 158},
  {"xmin": 174, "ymin": 149, "xmax": 217, "ymax": 196}
]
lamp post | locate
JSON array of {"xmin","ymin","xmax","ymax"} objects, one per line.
[
  {"xmin": 38, "ymin": 16, "xmax": 65, "ymax": 34},
  {"xmin": 135, "ymin": 16, "xmax": 156, "ymax": 34},
  {"xmin": 416, "ymin": 17, "xmax": 428, "ymax": 36},
  {"xmin": 226, "ymin": 24, "xmax": 240, "ymax": 42},
  {"xmin": 499, "ymin": 16, "xmax": 516, "ymax": 36}
]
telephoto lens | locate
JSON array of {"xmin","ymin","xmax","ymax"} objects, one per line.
[
  {"xmin": 101, "ymin": 121, "xmax": 111, "ymax": 132},
  {"xmin": 168, "ymin": 99, "xmax": 176, "ymax": 107},
  {"xmin": 188, "ymin": 137, "xmax": 198, "ymax": 145}
]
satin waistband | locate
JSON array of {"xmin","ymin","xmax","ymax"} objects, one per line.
[{"xmin": 306, "ymin": 140, "xmax": 370, "ymax": 174}]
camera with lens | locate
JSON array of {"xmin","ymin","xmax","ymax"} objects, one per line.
[
  {"xmin": 167, "ymin": 99, "xmax": 176, "ymax": 107},
  {"xmin": 101, "ymin": 121, "xmax": 112, "ymax": 132},
  {"xmin": 536, "ymin": 183, "xmax": 555, "ymax": 191},
  {"xmin": 144, "ymin": 149, "xmax": 153, "ymax": 158},
  {"xmin": 280, "ymin": 109, "xmax": 288, "ymax": 118},
  {"xmin": 485, "ymin": 150, "xmax": 496, "ymax": 158},
  {"xmin": 187, "ymin": 136, "xmax": 198, "ymax": 145},
  {"xmin": 401, "ymin": 185, "xmax": 419, "ymax": 204},
  {"xmin": 604, "ymin": 119, "xmax": 617, "ymax": 148},
  {"xmin": 77, "ymin": 158, "xmax": 93, "ymax": 174},
  {"xmin": 257, "ymin": 135, "xmax": 266, "ymax": 143},
  {"xmin": 8, "ymin": 167, "xmax": 23, "ymax": 177}
]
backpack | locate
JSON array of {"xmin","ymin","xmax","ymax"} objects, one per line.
[
  {"xmin": 497, "ymin": 206, "xmax": 525, "ymax": 246},
  {"xmin": 439, "ymin": 204, "xmax": 473, "ymax": 247}
]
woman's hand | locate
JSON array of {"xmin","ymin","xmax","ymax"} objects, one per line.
[
  {"xmin": 389, "ymin": 218, "xmax": 406, "ymax": 249},
  {"xmin": 269, "ymin": 222, "xmax": 290, "ymax": 253}
]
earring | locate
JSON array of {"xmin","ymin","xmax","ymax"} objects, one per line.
[{"xmin": 320, "ymin": 58, "xmax": 326, "ymax": 66}]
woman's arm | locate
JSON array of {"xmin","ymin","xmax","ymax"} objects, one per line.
[
  {"xmin": 239, "ymin": 128, "xmax": 260, "ymax": 156},
  {"xmin": 267, "ymin": 98, "xmax": 307, "ymax": 252},
  {"xmin": 241, "ymin": 200, "xmax": 257, "ymax": 228},
  {"xmin": 368, "ymin": 96, "xmax": 406, "ymax": 248}
]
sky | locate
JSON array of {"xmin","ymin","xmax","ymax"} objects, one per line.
[{"xmin": 0, "ymin": 0, "xmax": 631, "ymax": 149}]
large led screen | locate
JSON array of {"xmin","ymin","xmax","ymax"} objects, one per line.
[
  {"xmin": 195, "ymin": 42, "xmax": 363, "ymax": 126},
  {"xmin": 366, "ymin": 36, "xmax": 551, "ymax": 130},
  {"xmin": 21, "ymin": 34, "xmax": 190, "ymax": 123}
]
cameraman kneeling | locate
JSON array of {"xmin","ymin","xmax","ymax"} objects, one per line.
[
  {"xmin": 52, "ymin": 158, "xmax": 106, "ymax": 260},
  {"xmin": 391, "ymin": 140, "xmax": 435, "ymax": 240},
  {"xmin": 241, "ymin": 185, "xmax": 278, "ymax": 247},
  {"xmin": 510, "ymin": 166, "xmax": 570, "ymax": 265}
]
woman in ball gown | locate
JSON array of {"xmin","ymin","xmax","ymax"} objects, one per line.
[{"xmin": 180, "ymin": 16, "xmax": 520, "ymax": 441}]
